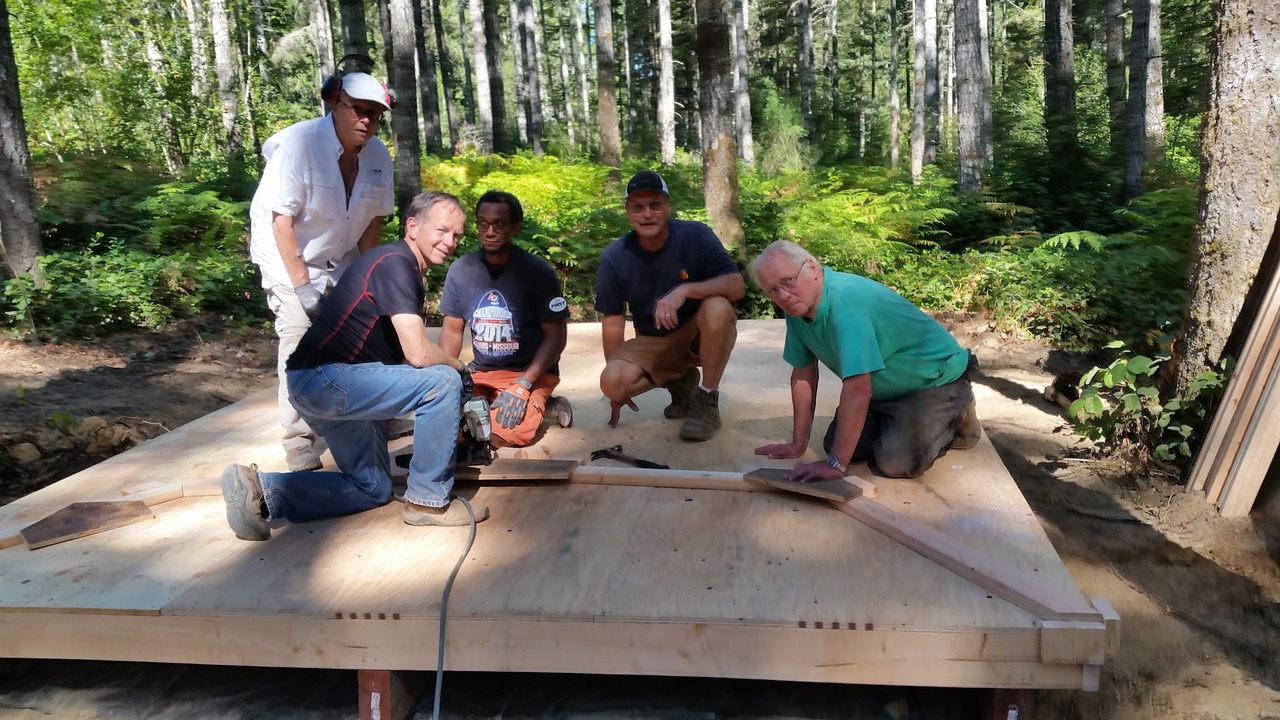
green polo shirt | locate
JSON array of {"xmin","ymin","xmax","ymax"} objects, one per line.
[{"xmin": 782, "ymin": 268, "xmax": 970, "ymax": 400}]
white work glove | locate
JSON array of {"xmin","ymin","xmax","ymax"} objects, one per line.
[{"xmin": 294, "ymin": 282, "xmax": 323, "ymax": 318}]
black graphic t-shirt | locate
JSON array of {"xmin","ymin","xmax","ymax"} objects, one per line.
[{"xmin": 439, "ymin": 246, "xmax": 568, "ymax": 373}]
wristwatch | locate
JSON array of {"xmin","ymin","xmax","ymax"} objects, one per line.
[{"xmin": 825, "ymin": 453, "xmax": 846, "ymax": 473}]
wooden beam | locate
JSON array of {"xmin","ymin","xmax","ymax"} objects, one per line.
[
  {"xmin": 569, "ymin": 465, "xmax": 756, "ymax": 492},
  {"xmin": 455, "ymin": 458, "xmax": 580, "ymax": 481},
  {"xmin": 1217, "ymin": 356, "xmax": 1280, "ymax": 516},
  {"xmin": 20, "ymin": 501, "xmax": 154, "ymax": 550},
  {"xmin": 836, "ymin": 497, "xmax": 1101, "ymax": 622},
  {"xmin": 1090, "ymin": 596, "xmax": 1121, "ymax": 655},
  {"xmin": 742, "ymin": 467, "xmax": 862, "ymax": 502},
  {"xmin": 1039, "ymin": 621, "xmax": 1107, "ymax": 664}
]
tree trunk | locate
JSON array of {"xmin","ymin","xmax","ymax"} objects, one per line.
[
  {"xmin": 657, "ymin": 0, "xmax": 675, "ymax": 164},
  {"xmin": 731, "ymin": 0, "xmax": 754, "ymax": 165},
  {"xmin": 570, "ymin": 0, "xmax": 592, "ymax": 141},
  {"xmin": 1043, "ymin": 0, "xmax": 1078, "ymax": 158},
  {"xmin": 889, "ymin": 0, "xmax": 901, "ymax": 170},
  {"xmin": 431, "ymin": 0, "xmax": 459, "ymax": 152},
  {"xmin": 250, "ymin": 0, "xmax": 270, "ymax": 86},
  {"xmin": 389, "ymin": 0, "xmax": 423, "ymax": 215},
  {"xmin": 376, "ymin": 0, "xmax": 393, "ymax": 86},
  {"xmin": 414, "ymin": 0, "xmax": 443, "ymax": 154},
  {"xmin": 469, "ymin": 0, "xmax": 494, "ymax": 151},
  {"xmin": 696, "ymin": 0, "xmax": 744, "ymax": 258},
  {"xmin": 458, "ymin": 0, "xmax": 476, "ymax": 125},
  {"xmin": 621, "ymin": 0, "xmax": 634, "ymax": 136},
  {"xmin": 830, "ymin": 0, "xmax": 840, "ymax": 123},
  {"xmin": 0, "ymin": 0, "xmax": 40, "ymax": 281},
  {"xmin": 923, "ymin": 0, "xmax": 938, "ymax": 165},
  {"xmin": 313, "ymin": 0, "xmax": 336, "ymax": 84},
  {"xmin": 942, "ymin": 0, "xmax": 954, "ymax": 152},
  {"xmin": 955, "ymin": 0, "xmax": 992, "ymax": 192},
  {"xmin": 209, "ymin": 0, "xmax": 241, "ymax": 156},
  {"xmin": 509, "ymin": 0, "xmax": 529, "ymax": 145},
  {"xmin": 483, "ymin": 0, "xmax": 508, "ymax": 153},
  {"xmin": 337, "ymin": 0, "xmax": 369, "ymax": 58},
  {"xmin": 557, "ymin": 6, "xmax": 578, "ymax": 147},
  {"xmin": 1123, "ymin": 0, "xmax": 1164, "ymax": 199},
  {"xmin": 1171, "ymin": 0, "xmax": 1280, "ymax": 395},
  {"xmin": 595, "ymin": 0, "xmax": 620, "ymax": 167},
  {"xmin": 144, "ymin": 23, "xmax": 186, "ymax": 173},
  {"xmin": 1106, "ymin": 0, "xmax": 1126, "ymax": 159},
  {"xmin": 911, "ymin": 0, "xmax": 925, "ymax": 182},
  {"xmin": 522, "ymin": 0, "xmax": 545, "ymax": 153},
  {"xmin": 538, "ymin": 0, "xmax": 556, "ymax": 125},
  {"xmin": 183, "ymin": 0, "xmax": 210, "ymax": 98},
  {"xmin": 798, "ymin": 0, "xmax": 815, "ymax": 138}
]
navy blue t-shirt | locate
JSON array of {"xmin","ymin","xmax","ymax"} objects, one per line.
[
  {"xmin": 594, "ymin": 219, "xmax": 739, "ymax": 337},
  {"xmin": 287, "ymin": 241, "xmax": 424, "ymax": 370},
  {"xmin": 439, "ymin": 246, "xmax": 569, "ymax": 373}
]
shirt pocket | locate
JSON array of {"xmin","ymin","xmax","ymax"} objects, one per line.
[{"xmin": 300, "ymin": 172, "xmax": 342, "ymax": 221}]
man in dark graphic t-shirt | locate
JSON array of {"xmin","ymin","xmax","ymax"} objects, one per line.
[{"xmin": 439, "ymin": 191, "xmax": 572, "ymax": 447}]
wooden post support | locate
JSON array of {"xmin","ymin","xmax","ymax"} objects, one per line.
[
  {"xmin": 358, "ymin": 669, "xmax": 427, "ymax": 720},
  {"xmin": 988, "ymin": 688, "xmax": 1036, "ymax": 720}
]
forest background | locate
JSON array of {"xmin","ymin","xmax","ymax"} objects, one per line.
[{"xmin": 0, "ymin": 0, "xmax": 1276, "ymax": 478}]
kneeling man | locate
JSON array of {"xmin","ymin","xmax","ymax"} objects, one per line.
[
  {"xmin": 220, "ymin": 192, "xmax": 486, "ymax": 541},
  {"xmin": 750, "ymin": 241, "xmax": 981, "ymax": 480}
]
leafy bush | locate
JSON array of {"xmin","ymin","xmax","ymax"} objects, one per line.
[{"xmin": 1070, "ymin": 341, "xmax": 1231, "ymax": 478}]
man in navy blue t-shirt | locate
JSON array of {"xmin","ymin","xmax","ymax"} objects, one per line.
[
  {"xmin": 595, "ymin": 171, "xmax": 745, "ymax": 442},
  {"xmin": 217, "ymin": 191, "xmax": 489, "ymax": 542},
  {"xmin": 439, "ymin": 191, "xmax": 572, "ymax": 447}
]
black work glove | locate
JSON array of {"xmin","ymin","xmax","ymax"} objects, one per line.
[
  {"xmin": 492, "ymin": 378, "xmax": 533, "ymax": 428},
  {"xmin": 458, "ymin": 366, "xmax": 475, "ymax": 405}
]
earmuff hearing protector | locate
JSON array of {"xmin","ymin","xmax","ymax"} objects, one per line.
[{"xmin": 320, "ymin": 53, "xmax": 397, "ymax": 110}]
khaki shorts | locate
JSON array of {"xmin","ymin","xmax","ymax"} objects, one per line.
[{"xmin": 610, "ymin": 320, "xmax": 703, "ymax": 387}]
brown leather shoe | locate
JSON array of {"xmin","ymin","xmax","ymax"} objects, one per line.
[{"xmin": 402, "ymin": 500, "xmax": 490, "ymax": 527}]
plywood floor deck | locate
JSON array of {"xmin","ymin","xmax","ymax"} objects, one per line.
[{"xmin": 0, "ymin": 320, "xmax": 1113, "ymax": 690}]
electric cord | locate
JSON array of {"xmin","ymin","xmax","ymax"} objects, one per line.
[{"xmin": 431, "ymin": 496, "xmax": 477, "ymax": 720}]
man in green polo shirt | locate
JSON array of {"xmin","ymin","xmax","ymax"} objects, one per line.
[{"xmin": 749, "ymin": 240, "xmax": 981, "ymax": 480}]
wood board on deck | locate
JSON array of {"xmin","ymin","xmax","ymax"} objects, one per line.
[{"xmin": 0, "ymin": 320, "xmax": 1111, "ymax": 690}]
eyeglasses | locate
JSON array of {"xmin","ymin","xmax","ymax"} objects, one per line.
[
  {"xmin": 337, "ymin": 97, "xmax": 384, "ymax": 121},
  {"xmin": 476, "ymin": 220, "xmax": 511, "ymax": 232},
  {"xmin": 765, "ymin": 261, "xmax": 808, "ymax": 297}
]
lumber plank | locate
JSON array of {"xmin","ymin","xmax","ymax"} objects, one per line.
[
  {"xmin": 20, "ymin": 501, "xmax": 154, "ymax": 550},
  {"xmin": 454, "ymin": 458, "xmax": 580, "ymax": 481},
  {"xmin": 836, "ymin": 497, "xmax": 1101, "ymax": 622},
  {"xmin": 1039, "ymin": 620, "xmax": 1108, "ymax": 664},
  {"xmin": 1218, "ymin": 355, "xmax": 1280, "ymax": 516},
  {"xmin": 1091, "ymin": 596, "xmax": 1121, "ymax": 654},
  {"xmin": 742, "ymin": 466, "xmax": 863, "ymax": 502},
  {"xmin": 569, "ymin": 465, "xmax": 756, "ymax": 491}
]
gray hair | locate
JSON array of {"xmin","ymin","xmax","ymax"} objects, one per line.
[
  {"xmin": 404, "ymin": 191, "xmax": 464, "ymax": 228},
  {"xmin": 748, "ymin": 240, "xmax": 818, "ymax": 287}
]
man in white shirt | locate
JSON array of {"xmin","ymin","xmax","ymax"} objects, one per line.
[{"xmin": 249, "ymin": 72, "xmax": 394, "ymax": 471}]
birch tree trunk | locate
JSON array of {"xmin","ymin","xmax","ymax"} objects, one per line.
[
  {"xmin": 1171, "ymin": 0, "xmax": 1280, "ymax": 395},
  {"xmin": 1123, "ymin": 0, "xmax": 1164, "ymax": 198},
  {"xmin": 1105, "ymin": 0, "xmax": 1126, "ymax": 159},
  {"xmin": 911, "ymin": 0, "xmax": 925, "ymax": 182},
  {"xmin": 923, "ymin": 0, "xmax": 939, "ymax": 165},
  {"xmin": 389, "ymin": 0, "xmax": 422, "ymax": 215},
  {"xmin": 830, "ymin": 0, "xmax": 840, "ymax": 122},
  {"xmin": 889, "ymin": 0, "xmax": 901, "ymax": 170},
  {"xmin": 522, "ymin": 0, "xmax": 545, "ymax": 153},
  {"xmin": 509, "ymin": 0, "xmax": 529, "ymax": 145},
  {"xmin": 458, "ymin": 0, "xmax": 476, "ymax": 125},
  {"xmin": 798, "ymin": 0, "xmax": 815, "ymax": 138},
  {"xmin": 337, "ymin": 0, "xmax": 369, "ymax": 58},
  {"xmin": 696, "ymin": 0, "xmax": 744, "ymax": 257},
  {"xmin": 1043, "ymin": 0, "xmax": 1078, "ymax": 158},
  {"xmin": 595, "ymin": 0, "xmax": 620, "ymax": 167},
  {"xmin": 469, "ymin": 0, "xmax": 494, "ymax": 151},
  {"xmin": 431, "ymin": 0, "xmax": 459, "ymax": 152},
  {"xmin": 250, "ymin": 0, "xmax": 270, "ymax": 86},
  {"xmin": 657, "ymin": 0, "xmax": 676, "ymax": 164},
  {"xmin": 144, "ymin": 23, "xmax": 186, "ymax": 173},
  {"xmin": 183, "ymin": 0, "xmax": 210, "ymax": 98},
  {"xmin": 0, "ymin": 0, "xmax": 40, "ymax": 281},
  {"xmin": 557, "ymin": 7, "xmax": 578, "ymax": 147},
  {"xmin": 570, "ymin": 0, "xmax": 592, "ymax": 140},
  {"xmin": 955, "ymin": 0, "xmax": 992, "ymax": 192},
  {"xmin": 942, "ymin": 0, "xmax": 954, "ymax": 152},
  {"xmin": 731, "ymin": 0, "xmax": 754, "ymax": 164},
  {"xmin": 621, "ymin": 0, "xmax": 634, "ymax": 136},
  {"xmin": 483, "ymin": 0, "xmax": 508, "ymax": 153},
  {"xmin": 413, "ymin": 0, "xmax": 443, "ymax": 154},
  {"xmin": 209, "ymin": 0, "xmax": 241, "ymax": 155},
  {"xmin": 313, "ymin": 0, "xmax": 336, "ymax": 83}
]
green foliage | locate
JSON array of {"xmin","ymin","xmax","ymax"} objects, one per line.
[
  {"xmin": 755, "ymin": 79, "xmax": 813, "ymax": 175},
  {"xmin": 1070, "ymin": 341, "xmax": 1231, "ymax": 477}
]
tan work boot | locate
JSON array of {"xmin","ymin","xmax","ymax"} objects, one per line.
[
  {"xmin": 403, "ymin": 500, "xmax": 491, "ymax": 527},
  {"xmin": 285, "ymin": 445, "xmax": 322, "ymax": 472},
  {"xmin": 680, "ymin": 387, "xmax": 721, "ymax": 442},
  {"xmin": 950, "ymin": 401, "xmax": 982, "ymax": 449},
  {"xmin": 547, "ymin": 396, "xmax": 574, "ymax": 428},
  {"xmin": 662, "ymin": 367, "xmax": 701, "ymax": 419}
]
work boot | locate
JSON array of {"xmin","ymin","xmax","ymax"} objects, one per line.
[
  {"xmin": 547, "ymin": 396, "xmax": 574, "ymax": 428},
  {"xmin": 950, "ymin": 400, "xmax": 982, "ymax": 450},
  {"xmin": 680, "ymin": 387, "xmax": 721, "ymax": 442},
  {"xmin": 220, "ymin": 463, "xmax": 270, "ymax": 541},
  {"xmin": 403, "ymin": 499, "xmax": 491, "ymax": 527},
  {"xmin": 285, "ymin": 445, "xmax": 322, "ymax": 472},
  {"xmin": 662, "ymin": 367, "xmax": 701, "ymax": 419}
]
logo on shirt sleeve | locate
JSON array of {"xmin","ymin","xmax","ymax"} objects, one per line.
[{"xmin": 548, "ymin": 296, "xmax": 568, "ymax": 312}]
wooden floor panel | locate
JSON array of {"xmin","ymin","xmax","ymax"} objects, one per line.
[{"xmin": 0, "ymin": 320, "xmax": 1107, "ymax": 688}]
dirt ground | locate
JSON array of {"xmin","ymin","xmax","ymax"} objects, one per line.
[{"xmin": 1, "ymin": 315, "xmax": 1278, "ymax": 720}]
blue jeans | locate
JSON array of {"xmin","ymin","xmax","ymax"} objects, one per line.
[{"xmin": 259, "ymin": 362, "xmax": 463, "ymax": 524}]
